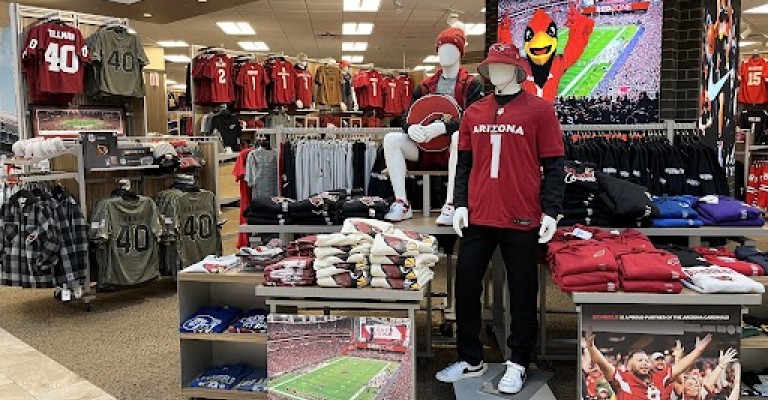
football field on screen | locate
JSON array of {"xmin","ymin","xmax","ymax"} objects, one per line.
[
  {"xmin": 270, "ymin": 356, "xmax": 398, "ymax": 400},
  {"xmin": 59, "ymin": 118, "xmax": 106, "ymax": 129},
  {"xmin": 556, "ymin": 24, "xmax": 639, "ymax": 97}
]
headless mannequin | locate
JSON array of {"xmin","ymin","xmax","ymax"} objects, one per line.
[
  {"xmin": 453, "ymin": 63, "xmax": 558, "ymax": 243},
  {"xmin": 340, "ymin": 64, "xmax": 358, "ymax": 112},
  {"xmin": 383, "ymin": 44, "xmax": 462, "ymax": 213}
]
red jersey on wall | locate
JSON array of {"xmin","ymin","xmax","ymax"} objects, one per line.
[
  {"xmin": 383, "ymin": 76, "xmax": 402, "ymax": 115},
  {"xmin": 738, "ymin": 57, "xmax": 768, "ymax": 104},
  {"xmin": 235, "ymin": 62, "xmax": 269, "ymax": 110},
  {"xmin": 294, "ymin": 66, "xmax": 313, "ymax": 106},
  {"xmin": 266, "ymin": 58, "xmax": 296, "ymax": 106}
]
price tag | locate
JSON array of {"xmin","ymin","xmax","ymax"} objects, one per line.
[
  {"xmin": 570, "ymin": 228, "xmax": 593, "ymax": 240},
  {"xmin": 91, "ymin": 221, "xmax": 100, "ymax": 229},
  {"xmin": 61, "ymin": 289, "xmax": 72, "ymax": 302}
]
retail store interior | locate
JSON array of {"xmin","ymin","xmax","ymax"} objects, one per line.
[{"xmin": 3, "ymin": 0, "xmax": 768, "ymax": 399}]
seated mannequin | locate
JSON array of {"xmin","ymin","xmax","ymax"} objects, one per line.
[{"xmin": 383, "ymin": 23, "xmax": 484, "ymax": 224}]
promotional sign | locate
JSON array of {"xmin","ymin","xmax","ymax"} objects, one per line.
[
  {"xmin": 700, "ymin": 0, "xmax": 739, "ymax": 185},
  {"xmin": 497, "ymin": 0, "xmax": 663, "ymax": 124},
  {"xmin": 580, "ymin": 305, "xmax": 741, "ymax": 400},
  {"xmin": 0, "ymin": 26, "xmax": 19, "ymax": 153},
  {"xmin": 268, "ymin": 315, "xmax": 413, "ymax": 400}
]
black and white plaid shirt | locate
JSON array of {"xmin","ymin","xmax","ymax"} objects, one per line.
[{"xmin": 51, "ymin": 187, "xmax": 88, "ymax": 287}]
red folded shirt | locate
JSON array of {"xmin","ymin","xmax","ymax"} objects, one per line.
[
  {"xmin": 694, "ymin": 246, "xmax": 733, "ymax": 258},
  {"xmin": 621, "ymin": 279, "xmax": 683, "ymax": 294},
  {"xmin": 700, "ymin": 255, "xmax": 764, "ymax": 276},
  {"xmin": 549, "ymin": 243, "xmax": 619, "ymax": 281},
  {"xmin": 558, "ymin": 271, "xmax": 619, "ymax": 287},
  {"xmin": 619, "ymin": 251, "xmax": 685, "ymax": 281},
  {"xmin": 598, "ymin": 229, "xmax": 655, "ymax": 255},
  {"xmin": 559, "ymin": 282, "xmax": 618, "ymax": 293}
]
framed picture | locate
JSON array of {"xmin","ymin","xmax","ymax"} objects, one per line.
[
  {"xmin": 350, "ymin": 117, "xmax": 363, "ymax": 128},
  {"xmin": 33, "ymin": 106, "xmax": 126, "ymax": 138},
  {"xmin": 305, "ymin": 116, "xmax": 320, "ymax": 129}
]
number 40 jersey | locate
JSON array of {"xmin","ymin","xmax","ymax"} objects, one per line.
[
  {"xmin": 157, "ymin": 190, "xmax": 221, "ymax": 273},
  {"xmin": 86, "ymin": 28, "xmax": 149, "ymax": 98}
]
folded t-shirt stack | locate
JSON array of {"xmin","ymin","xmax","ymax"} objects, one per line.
[
  {"xmin": 189, "ymin": 364, "xmax": 256, "ymax": 390},
  {"xmin": 547, "ymin": 228, "xmax": 619, "ymax": 293},
  {"xmin": 180, "ymin": 306, "xmax": 242, "ymax": 333},
  {"xmin": 339, "ymin": 197, "xmax": 390, "ymax": 220},
  {"xmin": 682, "ymin": 266, "xmax": 765, "ymax": 294},
  {"xmin": 227, "ymin": 309, "xmax": 268, "ymax": 333},
  {"xmin": 244, "ymin": 197, "xmax": 295, "ymax": 225},
  {"xmin": 289, "ymin": 193, "xmax": 344, "ymax": 225},
  {"xmin": 313, "ymin": 233, "xmax": 373, "ymax": 288},
  {"xmin": 237, "ymin": 246, "xmax": 283, "ymax": 272},
  {"xmin": 735, "ymin": 246, "xmax": 768, "ymax": 275},
  {"xmin": 263, "ymin": 257, "xmax": 315, "ymax": 286},
  {"xmin": 234, "ymin": 368, "xmax": 268, "ymax": 392},
  {"xmin": 369, "ymin": 230, "xmax": 438, "ymax": 290},
  {"xmin": 656, "ymin": 244, "xmax": 709, "ymax": 268},
  {"xmin": 285, "ymin": 235, "xmax": 317, "ymax": 257},
  {"xmin": 694, "ymin": 247, "xmax": 765, "ymax": 276},
  {"xmin": 340, "ymin": 218, "xmax": 394, "ymax": 237},
  {"xmin": 651, "ymin": 196, "xmax": 703, "ymax": 228},
  {"xmin": 695, "ymin": 195, "xmax": 764, "ymax": 226}
]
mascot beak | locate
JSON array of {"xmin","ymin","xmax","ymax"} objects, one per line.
[{"xmin": 524, "ymin": 10, "xmax": 558, "ymax": 66}]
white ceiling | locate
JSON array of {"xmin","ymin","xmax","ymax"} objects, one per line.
[
  {"xmin": 741, "ymin": 0, "xmax": 768, "ymax": 50},
  {"xmin": 127, "ymin": 0, "xmax": 486, "ymax": 82}
]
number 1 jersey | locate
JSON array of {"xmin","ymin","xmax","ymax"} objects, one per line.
[{"xmin": 87, "ymin": 29, "xmax": 149, "ymax": 97}]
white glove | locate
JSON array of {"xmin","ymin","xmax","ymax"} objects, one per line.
[
  {"xmin": 353, "ymin": 101, "xmax": 359, "ymax": 111},
  {"xmin": 340, "ymin": 102, "xmax": 348, "ymax": 112},
  {"xmin": 424, "ymin": 122, "xmax": 447, "ymax": 141},
  {"xmin": 296, "ymin": 100, "xmax": 304, "ymax": 109},
  {"xmin": 453, "ymin": 207, "xmax": 469, "ymax": 237},
  {"xmin": 538, "ymin": 214, "xmax": 558, "ymax": 244},
  {"xmin": 408, "ymin": 125, "xmax": 429, "ymax": 143}
]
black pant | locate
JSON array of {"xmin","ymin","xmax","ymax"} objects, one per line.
[{"xmin": 456, "ymin": 225, "xmax": 539, "ymax": 368}]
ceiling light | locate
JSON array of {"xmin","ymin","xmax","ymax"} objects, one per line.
[
  {"xmin": 745, "ymin": 4, "xmax": 768, "ymax": 14},
  {"xmin": 464, "ymin": 23, "xmax": 486, "ymax": 36},
  {"xmin": 143, "ymin": 13, "xmax": 152, "ymax": 18},
  {"xmin": 342, "ymin": 23, "xmax": 374, "ymax": 35},
  {"xmin": 343, "ymin": 0, "xmax": 381, "ymax": 12},
  {"xmin": 740, "ymin": 41, "xmax": 757, "ymax": 47},
  {"xmin": 342, "ymin": 42, "xmax": 368, "ymax": 51},
  {"xmin": 238, "ymin": 41, "xmax": 270, "ymax": 51},
  {"xmin": 342, "ymin": 55, "xmax": 364, "ymax": 63},
  {"xmin": 414, "ymin": 65, "xmax": 435, "ymax": 71},
  {"xmin": 423, "ymin": 55, "xmax": 439, "ymax": 63},
  {"xmin": 217, "ymin": 21, "xmax": 256, "ymax": 35},
  {"xmin": 157, "ymin": 40, "xmax": 188, "ymax": 48},
  {"xmin": 166, "ymin": 80, "xmax": 178, "ymax": 85},
  {"xmin": 165, "ymin": 54, "xmax": 192, "ymax": 63}
]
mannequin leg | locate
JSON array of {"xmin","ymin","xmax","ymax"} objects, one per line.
[
  {"xmin": 446, "ymin": 132, "xmax": 459, "ymax": 203},
  {"xmin": 455, "ymin": 226, "xmax": 498, "ymax": 365},
  {"xmin": 383, "ymin": 132, "xmax": 420, "ymax": 202},
  {"xmin": 498, "ymin": 229, "xmax": 539, "ymax": 369}
]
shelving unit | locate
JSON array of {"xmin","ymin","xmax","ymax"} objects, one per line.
[
  {"xmin": 178, "ymin": 271, "xmax": 268, "ymax": 400},
  {"xmin": 89, "ymin": 165, "xmax": 159, "ymax": 172}
]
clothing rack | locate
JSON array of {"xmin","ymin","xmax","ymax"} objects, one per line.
[{"xmin": 562, "ymin": 122, "xmax": 697, "ymax": 141}]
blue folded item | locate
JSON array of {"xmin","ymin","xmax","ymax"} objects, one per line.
[
  {"xmin": 735, "ymin": 246, "xmax": 768, "ymax": 274},
  {"xmin": 696, "ymin": 196, "xmax": 761, "ymax": 223},
  {"xmin": 227, "ymin": 309, "xmax": 268, "ymax": 333},
  {"xmin": 189, "ymin": 364, "xmax": 255, "ymax": 390},
  {"xmin": 651, "ymin": 218, "xmax": 704, "ymax": 228},
  {"xmin": 652, "ymin": 196, "xmax": 700, "ymax": 219},
  {"xmin": 235, "ymin": 368, "xmax": 268, "ymax": 392},
  {"xmin": 700, "ymin": 215, "xmax": 765, "ymax": 227},
  {"xmin": 180, "ymin": 306, "xmax": 242, "ymax": 333}
]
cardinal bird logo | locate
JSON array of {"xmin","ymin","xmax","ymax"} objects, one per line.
[{"xmin": 353, "ymin": 222, "xmax": 381, "ymax": 236}]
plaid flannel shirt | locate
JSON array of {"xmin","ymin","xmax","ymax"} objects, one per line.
[
  {"xmin": 52, "ymin": 188, "xmax": 88, "ymax": 287},
  {"xmin": 0, "ymin": 191, "xmax": 61, "ymax": 288}
]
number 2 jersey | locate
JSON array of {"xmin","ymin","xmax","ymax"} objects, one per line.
[
  {"xmin": 86, "ymin": 28, "xmax": 148, "ymax": 98},
  {"xmin": 90, "ymin": 196, "xmax": 162, "ymax": 287},
  {"xmin": 156, "ymin": 189, "xmax": 221, "ymax": 273},
  {"xmin": 21, "ymin": 22, "xmax": 90, "ymax": 102}
]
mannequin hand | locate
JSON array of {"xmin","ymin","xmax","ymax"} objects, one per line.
[
  {"xmin": 353, "ymin": 102, "xmax": 359, "ymax": 111},
  {"xmin": 408, "ymin": 125, "xmax": 429, "ymax": 143},
  {"xmin": 340, "ymin": 102, "xmax": 348, "ymax": 112},
  {"xmin": 538, "ymin": 214, "xmax": 558, "ymax": 243},
  {"xmin": 296, "ymin": 100, "xmax": 304, "ymax": 109},
  {"xmin": 424, "ymin": 122, "xmax": 447, "ymax": 141},
  {"xmin": 453, "ymin": 207, "xmax": 469, "ymax": 237}
]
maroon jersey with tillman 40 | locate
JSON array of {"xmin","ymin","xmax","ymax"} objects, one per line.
[{"xmin": 458, "ymin": 91, "xmax": 564, "ymax": 230}]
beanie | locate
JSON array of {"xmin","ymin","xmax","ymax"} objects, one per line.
[{"xmin": 436, "ymin": 22, "xmax": 467, "ymax": 56}]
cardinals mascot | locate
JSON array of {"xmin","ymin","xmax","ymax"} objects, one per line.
[{"xmin": 498, "ymin": 2, "xmax": 594, "ymax": 102}]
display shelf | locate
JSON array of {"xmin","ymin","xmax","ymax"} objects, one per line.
[
  {"xmin": 741, "ymin": 336, "xmax": 768, "ymax": 349},
  {"xmin": 571, "ymin": 289, "xmax": 762, "ymax": 305},
  {"xmin": 235, "ymin": 111, "xmax": 268, "ymax": 116},
  {"xmin": 220, "ymin": 196, "xmax": 240, "ymax": 205},
  {"xmin": 89, "ymin": 165, "xmax": 159, "ymax": 172},
  {"xmin": 241, "ymin": 215, "xmax": 455, "ymax": 235},
  {"xmin": 182, "ymin": 388, "xmax": 266, "ymax": 400},
  {"xmin": 14, "ymin": 171, "xmax": 79, "ymax": 183},
  {"xmin": 180, "ymin": 333, "xmax": 266, "ymax": 344},
  {"xmin": 6, "ymin": 146, "xmax": 78, "ymax": 165},
  {"xmin": 753, "ymin": 276, "xmax": 768, "ymax": 286},
  {"xmin": 219, "ymin": 152, "xmax": 239, "ymax": 162},
  {"xmin": 178, "ymin": 272, "xmax": 264, "ymax": 285},
  {"xmin": 256, "ymin": 285, "xmax": 425, "ymax": 303}
]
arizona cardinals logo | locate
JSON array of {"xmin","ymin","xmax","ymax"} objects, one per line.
[
  {"xmin": 490, "ymin": 42, "xmax": 513, "ymax": 53},
  {"xmin": 383, "ymin": 236, "xmax": 418, "ymax": 253},
  {"xmin": 353, "ymin": 222, "xmax": 384, "ymax": 236},
  {"xmin": 309, "ymin": 196, "xmax": 325, "ymax": 207}
]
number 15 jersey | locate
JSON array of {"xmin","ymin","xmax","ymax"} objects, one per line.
[
  {"xmin": 87, "ymin": 29, "xmax": 149, "ymax": 97},
  {"xmin": 458, "ymin": 91, "xmax": 564, "ymax": 230},
  {"xmin": 738, "ymin": 57, "xmax": 768, "ymax": 105}
]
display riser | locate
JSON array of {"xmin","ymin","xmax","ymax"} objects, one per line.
[{"xmin": 178, "ymin": 282, "xmax": 267, "ymax": 321}]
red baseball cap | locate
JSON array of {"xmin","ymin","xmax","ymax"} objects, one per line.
[{"xmin": 477, "ymin": 42, "xmax": 528, "ymax": 82}]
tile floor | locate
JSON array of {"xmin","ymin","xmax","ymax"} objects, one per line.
[{"xmin": 0, "ymin": 328, "xmax": 115, "ymax": 400}]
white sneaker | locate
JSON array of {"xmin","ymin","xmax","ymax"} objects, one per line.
[
  {"xmin": 497, "ymin": 361, "xmax": 526, "ymax": 394},
  {"xmin": 435, "ymin": 203, "xmax": 455, "ymax": 226},
  {"xmin": 435, "ymin": 361, "xmax": 486, "ymax": 383},
  {"xmin": 385, "ymin": 200, "xmax": 413, "ymax": 222}
]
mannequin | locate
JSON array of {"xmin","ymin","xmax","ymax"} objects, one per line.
[
  {"xmin": 435, "ymin": 43, "xmax": 565, "ymax": 395},
  {"xmin": 339, "ymin": 60, "xmax": 359, "ymax": 112},
  {"xmin": 294, "ymin": 53, "xmax": 313, "ymax": 109},
  {"xmin": 383, "ymin": 22, "xmax": 484, "ymax": 224}
]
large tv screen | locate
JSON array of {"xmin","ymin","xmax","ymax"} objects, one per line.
[{"xmin": 497, "ymin": 0, "xmax": 663, "ymax": 124}]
